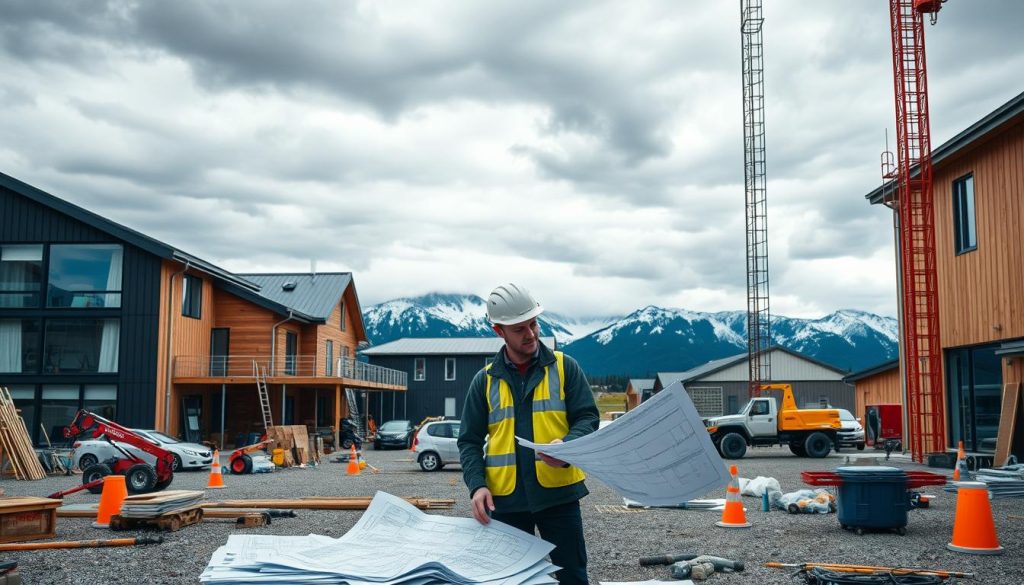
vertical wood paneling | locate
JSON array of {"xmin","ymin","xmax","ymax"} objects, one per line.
[
  {"xmin": 854, "ymin": 368, "xmax": 902, "ymax": 420},
  {"xmin": 935, "ymin": 119, "xmax": 1024, "ymax": 348}
]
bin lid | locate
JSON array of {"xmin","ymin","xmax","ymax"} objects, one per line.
[{"xmin": 837, "ymin": 466, "xmax": 905, "ymax": 479}]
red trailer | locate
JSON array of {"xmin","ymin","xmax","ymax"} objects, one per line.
[{"xmin": 865, "ymin": 404, "xmax": 903, "ymax": 447}]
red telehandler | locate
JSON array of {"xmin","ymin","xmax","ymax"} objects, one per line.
[{"xmin": 63, "ymin": 410, "xmax": 174, "ymax": 495}]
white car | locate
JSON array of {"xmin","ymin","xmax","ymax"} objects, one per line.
[
  {"xmin": 72, "ymin": 429, "xmax": 213, "ymax": 472},
  {"xmin": 411, "ymin": 420, "xmax": 461, "ymax": 472},
  {"xmin": 836, "ymin": 409, "xmax": 866, "ymax": 450}
]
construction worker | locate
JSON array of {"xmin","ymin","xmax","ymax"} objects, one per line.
[
  {"xmin": 366, "ymin": 414, "xmax": 378, "ymax": 440},
  {"xmin": 458, "ymin": 283, "xmax": 599, "ymax": 585}
]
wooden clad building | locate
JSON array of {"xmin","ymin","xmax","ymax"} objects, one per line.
[
  {"xmin": 866, "ymin": 90, "xmax": 1024, "ymax": 460},
  {"xmin": 0, "ymin": 172, "xmax": 406, "ymax": 448}
]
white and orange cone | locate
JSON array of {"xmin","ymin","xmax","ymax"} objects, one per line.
[
  {"xmin": 952, "ymin": 440, "xmax": 968, "ymax": 481},
  {"xmin": 715, "ymin": 464, "xmax": 751, "ymax": 528},
  {"xmin": 207, "ymin": 450, "xmax": 226, "ymax": 489},
  {"xmin": 948, "ymin": 482, "xmax": 1003, "ymax": 555}
]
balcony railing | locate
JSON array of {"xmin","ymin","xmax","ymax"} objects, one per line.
[{"xmin": 173, "ymin": 355, "xmax": 407, "ymax": 387}]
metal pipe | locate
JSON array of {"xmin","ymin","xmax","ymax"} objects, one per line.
[
  {"xmin": 269, "ymin": 310, "xmax": 294, "ymax": 377},
  {"xmin": 163, "ymin": 260, "xmax": 190, "ymax": 432}
]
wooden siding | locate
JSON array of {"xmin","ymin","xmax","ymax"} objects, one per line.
[
  {"xmin": 213, "ymin": 289, "xmax": 279, "ymax": 357},
  {"xmin": 0, "ymin": 186, "xmax": 162, "ymax": 431},
  {"xmin": 852, "ymin": 367, "xmax": 902, "ymax": 421},
  {"xmin": 315, "ymin": 288, "xmax": 361, "ymax": 376},
  {"xmin": 934, "ymin": 117, "xmax": 1024, "ymax": 348}
]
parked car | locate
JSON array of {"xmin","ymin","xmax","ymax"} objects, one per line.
[
  {"xmin": 836, "ymin": 409, "xmax": 866, "ymax": 450},
  {"xmin": 72, "ymin": 429, "xmax": 213, "ymax": 472},
  {"xmin": 374, "ymin": 419, "xmax": 416, "ymax": 450},
  {"xmin": 412, "ymin": 420, "xmax": 461, "ymax": 471}
]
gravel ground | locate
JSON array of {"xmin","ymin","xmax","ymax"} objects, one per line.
[{"xmin": 3, "ymin": 446, "xmax": 1022, "ymax": 584}]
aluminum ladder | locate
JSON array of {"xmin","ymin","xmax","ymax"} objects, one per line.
[{"xmin": 253, "ymin": 361, "xmax": 273, "ymax": 429}]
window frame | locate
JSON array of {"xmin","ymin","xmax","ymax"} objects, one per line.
[
  {"xmin": 181, "ymin": 274, "xmax": 203, "ymax": 319},
  {"xmin": 952, "ymin": 173, "xmax": 978, "ymax": 255},
  {"xmin": 444, "ymin": 357, "xmax": 456, "ymax": 381},
  {"xmin": 325, "ymin": 340, "xmax": 334, "ymax": 376},
  {"xmin": 339, "ymin": 301, "xmax": 346, "ymax": 331},
  {"xmin": 413, "ymin": 357, "xmax": 426, "ymax": 381},
  {"xmin": 0, "ymin": 244, "xmax": 44, "ymax": 309}
]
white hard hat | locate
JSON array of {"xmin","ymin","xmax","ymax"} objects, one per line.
[{"xmin": 487, "ymin": 283, "xmax": 544, "ymax": 325}]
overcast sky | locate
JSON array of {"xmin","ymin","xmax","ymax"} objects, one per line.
[{"xmin": 1, "ymin": 1, "xmax": 1021, "ymax": 319}]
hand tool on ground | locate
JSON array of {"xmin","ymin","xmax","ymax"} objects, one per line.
[
  {"xmin": 765, "ymin": 562, "xmax": 974, "ymax": 579},
  {"xmin": 640, "ymin": 553, "xmax": 743, "ymax": 571},
  {"xmin": 639, "ymin": 553, "xmax": 700, "ymax": 566},
  {"xmin": 0, "ymin": 537, "xmax": 163, "ymax": 552},
  {"xmin": 670, "ymin": 560, "xmax": 716, "ymax": 580}
]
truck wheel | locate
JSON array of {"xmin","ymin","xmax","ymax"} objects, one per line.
[
  {"xmin": 719, "ymin": 433, "xmax": 747, "ymax": 459},
  {"xmin": 126, "ymin": 463, "xmax": 158, "ymax": 493},
  {"xmin": 83, "ymin": 463, "xmax": 113, "ymax": 494},
  {"xmin": 789, "ymin": 443, "xmax": 807, "ymax": 457},
  {"xmin": 804, "ymin": 432, "xmax": 832, "ymax": 458}
]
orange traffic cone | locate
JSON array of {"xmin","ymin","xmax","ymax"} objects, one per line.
[
  {"xmin": 207, "ymin": 450, "xmax": 226, "ymax": 489},
  {"xmin": 952, "ymin": 440, "xmax": 967, "ymax": 481},
  {"xmin": 346, "ymin": 445, "xmax": 361, "ymax": 476},
  {"xmin": 92, "ymin": 474, "xmax": 127, "ymax": 529},
  {"xmin": 715, "ymin": 465, "xmax": 751, "ymax": 528},
  {"xmin": 948, "ymin": 482, "xmax": 1003, "ymax": 554}
]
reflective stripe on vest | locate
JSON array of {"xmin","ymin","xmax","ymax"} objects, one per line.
[{"xmin": 483, "ymin": 351, "xmax": 585, "ymax": 496}]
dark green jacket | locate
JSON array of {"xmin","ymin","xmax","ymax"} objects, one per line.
[{"xmin": 458, "ymin": 342, "xmax": 599, "ymax": 513}]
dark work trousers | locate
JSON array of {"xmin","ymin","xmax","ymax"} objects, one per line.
[{"xmin": 492, "ymin": 501, "xmax": 588, "ymax": 585}]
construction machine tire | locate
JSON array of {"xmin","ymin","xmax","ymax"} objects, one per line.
[
  {"xmin": 231, "ymin": 454, "xmax": 253, "ymax": 475},
  {"xmin": 154, "ymin": 475, "xmax": 174, "ymax": 492},
  {"xmin": 126, "ymin": 463, "xmax": 158, "ymax": 493},
  {"xmin": 719, "ymin": 433, "xmax": 747, "ymax": 459},
  {"xmin": 789, "ymin": 442, "xmax": 807, "ymax": 457},
  {"xmin": 83, "ymin": 463, "xmax": 113, "ymax": 494},
  {"xmin": 804, "ymin": 432, "xmax": 832, "ymax": 458}
]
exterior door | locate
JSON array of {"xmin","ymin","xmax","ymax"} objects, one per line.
[
  {"xmin": 746, "ymin": 398, "xmax": 776, "ymax": 437},
  {"xmin": 210, "ymin": 328, "xmax": 229, "ymax": 376}
]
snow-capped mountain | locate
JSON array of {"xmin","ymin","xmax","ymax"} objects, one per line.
[
  {"xmin": 564, "ymin": 307, "xmax": 898, "ymax": 376},
  {"xmin": 361, "ymin": 294, "xmax": 898, "ymax": 377},
  {"xmin": 361, "ymin": 293, "xmax": 609, "ymax": 344}
]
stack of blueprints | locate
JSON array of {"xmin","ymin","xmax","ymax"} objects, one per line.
[{"xmin": 199, "ymin": 491, "xmax": 559, "ymax": 584}]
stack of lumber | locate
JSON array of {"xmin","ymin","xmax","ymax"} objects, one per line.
[
  {"xmin": 205, "ymin": 496, "xmax": 455, "ymax": 510},
  {"xmin": 119, "ymin": 490, "xmax": 205, "ymax": 518},
  {"xmin": 0, "ymin": 387, "xmax": 46, "ymax": 480},
  {"xmin": 266, "ymin": 425, "xmax": 322, "ymax": 466}
]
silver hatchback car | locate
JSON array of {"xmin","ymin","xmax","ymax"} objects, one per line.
[{"xmin": 412, "ymin": 420, "xmax": 461, "ymax": 472}]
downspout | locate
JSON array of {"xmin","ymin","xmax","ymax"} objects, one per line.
[
  {"xmin": 164, "ymin": 260, "xmax": 190, "ymax": 432},
  {"xmin": 270, "ymin": 310, "xmax": 295, "ymax": 376}
]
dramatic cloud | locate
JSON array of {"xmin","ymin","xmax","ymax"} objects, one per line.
[{"xmin": 0, "ymin": 0, "xmax": 1020, "ymax": 319}]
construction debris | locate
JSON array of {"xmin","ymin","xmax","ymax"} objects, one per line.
[
  {"xmin": 944, "ymin": 464, "xmax": 1024, "ymax": 498},
  {"xmin": 0, "ymin": 497, "xmax": 61, "ymax": 543},
  {"xmin": 204, "ymin": 496, "xmax": 454, "ymax": 510},
  {"xmin": 0, "ymin": 387, "xmax": 46, "ymax": 481},
  {"xmin": 118, "ymin": 490, "xmax": 205, "ymax": 518},
  {"xmin": 266, "ymin": 425, "xmax": 323, "ymax": 467}
]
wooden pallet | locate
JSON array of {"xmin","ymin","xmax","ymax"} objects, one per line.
[{"xmin": 110, "ymin": 505, "xmax": 204, "ymax": 532}]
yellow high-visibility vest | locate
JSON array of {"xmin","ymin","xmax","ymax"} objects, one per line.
[{"xmin": 484, "ymin": 351, "xmax": 586, "ymax": 496}]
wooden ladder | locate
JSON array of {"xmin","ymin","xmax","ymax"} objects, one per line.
[{"xmin": 253, "ymin": 362, "xmax": 273, "ymax": 430}]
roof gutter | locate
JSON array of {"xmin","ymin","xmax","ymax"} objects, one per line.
[{"xmin": 270, "ymin": 309, "xmax": 295, "ymax": 376}]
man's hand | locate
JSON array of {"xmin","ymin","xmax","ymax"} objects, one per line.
[
  {"xmin": 471, "ymin": 487, "xmax": 495, "ymax": 524},
  {"xmin": 537, "ymin": 438, "xmax": 568, "ymax": 468}
]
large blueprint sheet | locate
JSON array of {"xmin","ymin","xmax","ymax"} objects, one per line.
[
  {"xmin": 200, "ymin": 491, "xmax": 557, "ymax": 584},
  {"xmin": 517, "ymin": 381, "xmax": 730, "ymax": 506}
]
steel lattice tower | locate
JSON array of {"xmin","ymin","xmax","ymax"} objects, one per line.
[
  {"xmin": 885, "ymin": 0, "xmax": 946, "ymax": 462},
  {"xmin": 741, "ymin": 0, "xmax": 771, "ymax": 397}
]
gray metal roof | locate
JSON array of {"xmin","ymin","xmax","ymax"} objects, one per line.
[
  {"xmin": 656, "ymin": 345, "xmax": 848, "ymax": 388},
  {"xmin": 866, "ymin": 90, "xmax": 1024, "ymax": 205},
  {"xmin": 360, "ymin": 337, "xmax": 556, "ymax": 356},
  {"xmin": 238, "ymin": 273, "xmax": 352, "ymax": 321},
  {"xmin": 628, "ymin": 378, "xmax": 655, "ymax": 390}
]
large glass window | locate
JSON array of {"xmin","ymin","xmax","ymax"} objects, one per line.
[
  {"xmin": 47, "ymin": 244, "xmax": 122, "ymax": 308},
  {"xmin": 0, "ymin": 318, "xmax": 41, "ymax": 373},
  {"xmin": 325, "ymin": 340, "xmax": 334, "ymax": 376},
  {"xmin": 182, "ymin": 274, "xmax": 202, "ymax": 319},
  {"xmin": 40, "ymin": 385, "xmax": 79, "ymax": 441},
  {"xmin": 43, "ymin": 319, "xmax": 120, "ymax": 373},
  {"xmin": 946, "ymin": 344, "xmax": 1002, "ymax": 453},
  {"xmin": 445, "ymin": 358, "xmax": 456, "ymax": 381},
  {"xmin": 952, "ymin": 174, "xmax": 977, "ymax": 255},
  {"xmin": 84, "ymin": 385, "xmax": 117, "ymax": 420},
  {"xmin": 0, "ymin": 245, "xmax": 43, "ymax": 308}
]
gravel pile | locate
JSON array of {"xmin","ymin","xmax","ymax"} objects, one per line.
[{"xmin": 3, "ymin": 446, "xmax": 1022, "ymax": 584}]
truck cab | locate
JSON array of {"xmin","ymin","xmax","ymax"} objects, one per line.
[{"xmin": 704, "ymin": 384, "xmax": 841, "ymax": 460}]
